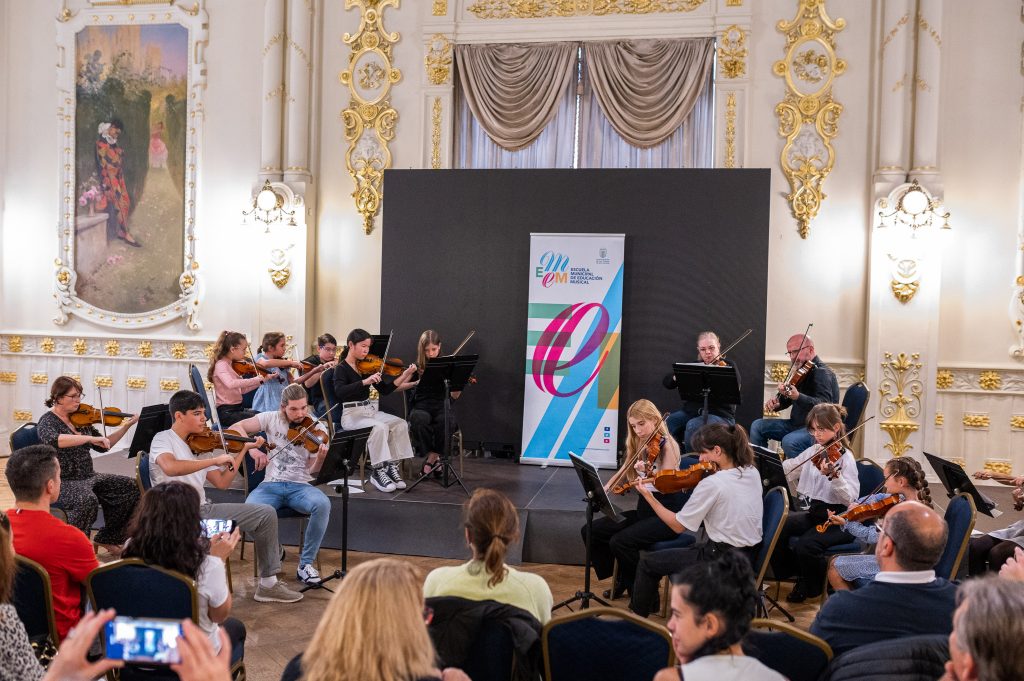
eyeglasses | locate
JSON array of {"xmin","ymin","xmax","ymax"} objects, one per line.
[{"xmin": 62, "ymin": 392, "xmax": 84, "ymax": 401}]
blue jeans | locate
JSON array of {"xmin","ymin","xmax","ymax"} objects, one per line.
[
  {"xmin": 666, "ymin": 409, "xmax": 731, "ymax": 452},
  {"xmin": 246, "ymin": 481, "xmax": 331, "ymax": 566},
  {"xmin": 749, "ymin": 418, "xmax": 814, "ymax": 458}
]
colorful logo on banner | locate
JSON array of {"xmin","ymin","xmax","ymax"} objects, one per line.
[{"xmin": 522, "ymin": 234, "xmax": 624, "ymax": 468}]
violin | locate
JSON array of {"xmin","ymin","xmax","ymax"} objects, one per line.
[
  {"xmin": 186, "ymin": 427, "xmax": 263, "ymax": 456},
  {"xmin": 357, "ymin": 354, "xmax": 406, "ymax": 377},
  {"xmin": 774, "ymin": 359, "xmax": 815, "ymax": 402},
  {"xmin": 232, "ymin": 358, "xmax": 271, "ymax": 378},
  {"xmin": 816, "ymin": 493, "xmax": 903, "ymax": 533},
  {"xmin": 641, "ymin": 461, "xmax": 719, "ymax": 494},
  {"xmin": 810, "ymin": 440, "xmax": 845, "ymax": 480},
  {"xmin": 286, "ymin": 416, "xmax": 330, "ymax": 454},
  {"xmin": 69, "ymin": 404, "xmax": 135, "ymax": 428}
]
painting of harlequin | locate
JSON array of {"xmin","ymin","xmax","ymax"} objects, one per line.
[{"xmin": 73, "ymin": 24, "xmax": 187, "ymax": 313}]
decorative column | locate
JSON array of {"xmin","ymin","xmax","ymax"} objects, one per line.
[
  {"xmin": 284, "ymin": 0, "xmax": 314, "ymax": 184},
  {"xmin": 713, "ymin": 5, "xmax": 751, "ymax": 169},
  {"xmin": 260, "ymin": 0, "xmax": 286, "ymax": 181},
  {"xmin": 423, "ymin": 33, "xmax": 453, "ymax": 169}
]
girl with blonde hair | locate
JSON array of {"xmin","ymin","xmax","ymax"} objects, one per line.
[
  {"xmin": 281, "ymin": 558, "xmax": 468, "ymax": 681},
  {"xmin": 585, "ymin": 399, "xmax": 684, "ymax": 601},
  {"xmin": 409, "ymin": 330, "xmax": 462, "ymax": 476}
]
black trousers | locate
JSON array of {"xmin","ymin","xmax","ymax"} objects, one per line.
[
  {"xmin": 772, "ymin": 504, "xmax": 853, "ymax": 595},
  {"xmin": 217, "ymin": 404, "xmax": 258, "ymax": 428},
  {"xmin": 408, "ymin": 402, "xmax": 456, "ymax": 458},
  {"xmin": 583, "ymin": 492, "xmax": 687, "ymax": 591},
  {"xmin": 969, "ymin": 535, "xmax": 1020, "ymax": 575},
  {"xmin": 630, "ymin": 542, "xmax": 758, "ymax": 617}
]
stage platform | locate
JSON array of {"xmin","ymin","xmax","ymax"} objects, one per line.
[{"xmin": 95, "ymin": 453, "xmax": 593, "ymax": 566}]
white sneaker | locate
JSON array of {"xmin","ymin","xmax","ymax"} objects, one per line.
[
  {"xmin": 370, "ymin": 465, "xmax": 397, "ymax": 492},
  {"xmin": 386, "ymin": 461, "xmax": 407, "ymax": 489},
  {"xmin": 254, "ymin": 580, "xmax": 303, "ymax": 603},
  {"xmin": 297, "ymin": 563, "xmax": 322, "ymax": 585}
]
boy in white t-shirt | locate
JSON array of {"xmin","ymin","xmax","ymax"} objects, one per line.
[{"xmin": 149, "ymin": 390, "xmax": 302, "ymax": 603}]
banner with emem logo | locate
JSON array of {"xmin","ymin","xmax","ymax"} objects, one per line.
[{"xmin": 521, "ymin": 233, "xmax": 624, "ymax": 468}]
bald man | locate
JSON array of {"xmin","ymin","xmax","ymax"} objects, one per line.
[
  {"xmin": 749, "ymin": 334, "xmax": 839, "ymax": 458},
  {"xmin": 810, "ymin": 501, "xmax": 958, "ymax": 656}
]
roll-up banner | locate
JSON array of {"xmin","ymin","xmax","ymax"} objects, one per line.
[{"xmin": 521, "ymin": 233, "xmax": 624, "ymax": 468}]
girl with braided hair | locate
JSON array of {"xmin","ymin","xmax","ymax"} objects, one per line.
[
  {"xmin": 423, "ymin": 488, "xmax": 553, "ymax": 624},
  {"xmin": 826, "ymin": 456, "xmax": 933, "ymax": 591},
  {"xmin": 653, "ymin": 551, "xmax": 785, "ymax": 681}
]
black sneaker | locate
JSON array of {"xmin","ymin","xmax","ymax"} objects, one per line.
[
  {"xmin": 386, "ymin": 461, "xmax": 407, "ymax": 490},
  {"xmin": 370, "ymin": 465, "xmax": 397, "ymax": 492},
  {"xmin": 785, "ymin": 584, "xmax": 808, "ymax": 603}
]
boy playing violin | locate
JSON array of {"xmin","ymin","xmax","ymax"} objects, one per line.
[
  {"xmin": 149, "ymin": 390, "xmax": 303, "ymax": 603},
  {"xmin": 232, "ymin": 383, "xmax": 332, "ymax": 586}
]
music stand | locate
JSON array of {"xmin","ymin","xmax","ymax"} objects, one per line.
[
  {"xmin": 673, "ymin": 362, "xmax": 741, "ymax": 427},
  {"xmin": 127, "ymin": 404, "xmax": 171, "ymax": 458},
  {"xmin": 924, "ymin": 452, "xmax": 1001, "ymax": 518},
  {"xmin": 304, "ymin": 426, "xmax": 374, "ymax": 592},
  {"xmin": 405, "ymin": 354, "xmax": 478, "ymax": 495},
  {"xmin": 553, "ymin": 452, "xmax": 625, "ymax": 612},
  {"xmin": 368, "ymin": 334, "xmax": 391, "ymax": 358},
  {"xmin": 751, "ymin": 445, "xmax": 795, "ymax": 507}
]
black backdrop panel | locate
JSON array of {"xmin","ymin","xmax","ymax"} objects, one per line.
[{"xmin": 381, "ymin": 169, "xmax": 771, "ymax": 454}]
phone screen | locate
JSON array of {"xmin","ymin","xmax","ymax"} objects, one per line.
[
  {"xmin": 104, "ymin": 616, "xmax": 183, "ymax": 665},
  {"xmin": 200, "ymin": 518, "xmax": 235, "ymax": 538}
]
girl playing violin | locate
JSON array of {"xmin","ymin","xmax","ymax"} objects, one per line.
[
  {"xmin": 409, "ymin": 330, "xmax": 459, "ymax": 476},
  {"xmin": 333, "ymin": 329, "xmax": 418, "ymax": 493},
  {"xmin": 584, "ymin": 399, "xmax": 683, "ymax": 603},
  {"xmin": 827, "ymin": 457, "xmax": 932, "ymax": 591},
  {"xmin": 630, "ymin": 422, "xmax": 763, "ymax": 617},
  {"xmin": 300, "ymin": 333, "xmax": 338, "ymax": 418},
  {"xmin": 208, "ymin": 331, "xmax": 267, "ymax": 427},
  {"xmin": 35, "ymin": 376, "xmax": 141, "ymax": 553},
  {"xmin": 775, "ymin": 403, "xmax": 860, "ymax": 603},
  {"xmin": 251, "ymin": 331, "xmax": 323, "ymax": 413}
]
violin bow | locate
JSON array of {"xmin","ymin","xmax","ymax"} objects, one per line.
[
  {"xmin": 788, "ymin": 416, "xmax": 876, "ymax": 474},
  {"xmin": 710, "ymin": 328, "xmax": 752, "ymax": 364},
  {"xmin": 96, "ymin": 385, "xmax": 109, "ymax": 441},
  {"xmin": 267, "ymin": 403, "xmax": 338, "ymax": 461},
  {"xmin": 781, "ymin": 323, "xmax": 814, "ymax": 386},
  {"xmin": 378, "ymin": 330, "xmax": 395, "ymax": 377},
  {"xmin": 448, "ymin": 330, "xmax": 475, "ymax": 357},
  {"xmin": 205, "ymin": 383, "xmax": 235, "ymax": 472},
  {"xmin": 246, "ymin": 343, "xmax": 265, "ymax": 380}
]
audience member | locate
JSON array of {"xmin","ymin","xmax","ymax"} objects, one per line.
[
  {"xmin": 149, "ymin": 389, "xmax": 302, "ymax": 603},
  {"xmin": 997, "ymin": 545, "xmax": 1024, "ymax": 582},
  {"xmin": 122, "ymin": 482, "xmax": 246, "ymax": 664},
  {"xmin": 810, "ymin": 500, "xmax": 957, "ymax": 656},
  {"xmin": 424, "ymin": 488, "xmax": 553, "ymax": 624},
  {"xmin": 630, "ymin": 423, "xmax": 763, "ymax": 617},
  {"xmin": 653, "ymin": 551, "xmax": 784, "ymax": 681},
  {"xmin": 4, "ymin": 445, "xmax": 98, "ymax": 640},
  {"xmin": 280, "ymin": 558, "xmax": 470, "ymax": 681},
  {"xmin": 173, "ymin": 619, "xmax": 233, "ymax": 681},
  {"xmin": 36, "ymin": 375, "xmax": 140, "ymax": 553},
  {"xmin": 41, "ymin": 610, "xmax": 123, "ymax": 681},
  {"xmin": 941, "ymin": 576, "xmax": 1024, "ymax": 681},
  {"xmin": 0, "ymin": 510, "xmax": 45, "ymax": 680}
]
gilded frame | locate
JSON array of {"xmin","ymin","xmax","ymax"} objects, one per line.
[{"xmin": 54, "ymin": 2, "xmax": 208, "ymax": 330}]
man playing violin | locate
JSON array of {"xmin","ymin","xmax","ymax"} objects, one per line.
[
  {"xmin": 232, "ymin": 383, "xmax": 332, "ymax": 586},
  {"xmin": 663, "ymin": 331, "xmax": 740, "ymax": 452},
  {"xmin": 749, "ymin": 333, "xmax": 839, "ymax": 458},
  {"xmin": 299, "ymin": 333, "xmax": 339, "ymax": 418},
  {"xmin": 150, "ymin": 390, "xmax": 303, "ymax": 603}
]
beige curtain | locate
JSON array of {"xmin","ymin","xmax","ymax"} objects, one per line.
[
  {"xmin": 585, "ymin": 38, "xmax": 714, "ymax": 149},
  {"xmin": 456, "ymin": 42, "xmax": 578, "ymax": 151}
]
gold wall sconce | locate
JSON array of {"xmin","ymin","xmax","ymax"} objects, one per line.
[{"xmin": 875, "ymin": 179, "xmax": 951, "ymax": 304}]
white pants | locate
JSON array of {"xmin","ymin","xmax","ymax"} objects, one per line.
[{"xmin": 340, "ymin": 403, "xmax": 414, "ymax": 467}]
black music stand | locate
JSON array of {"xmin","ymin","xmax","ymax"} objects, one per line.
[
  {"xmin": 304, "ymin": 426, "xmax": 374, "ymax": 591},
  {"xmin": 405, "ymin": 354, "xmax": 478, "ymax": 495},
  {"xmin": 924, "ymin": 452, "xmax": 1001, "ymax": 518},
  {"xmin": 127, "ymin": 404, "xmax": 171, "ymax": 457},
  {"xmin": 368, "ymin": 334, "xmax": 391, "ymax": 358},
  {"xmin": 673, "ymin": 362, "xmax": 741, "ymax": 427},
  {"xmin": 751, "ymin": 444, "xmax": 796, "ymax": 507},
  {"xmin": 554, "ymin": 452, "xmax": 624, "ymax": 612}
]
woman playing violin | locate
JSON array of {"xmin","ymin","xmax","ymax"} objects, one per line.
[
  {"xmin": 775, "ymin": 403, "xmax": 860, "ymax": 603},
  {"xmin": 208, "ymin": 331, "xmax": 268, "ymax": 427},
  {"xmin": 35, "ymin": 375, "xmax": 140, "ymax": 552},
  {"xmin": 409, "ymin": 330, "xmax": 460, "ymax": 477},
  {"xmin": 333, "ymin": 328, "xmax": 418, "ymax": 493},
  {"xmin": 584, "ymin": 399, "xmax": 683, "ymax": 604},
  {"xmin": 663, "ymin": 331, "xmax": 740, "ymax": 452},
  {"xmin": 251, "ymin": 331, "xmax": 324, "ymax": 413},
  {"xmin": 630, "ymin": 423, "xmax": 763, "ymax": 617},
  {"xmin": 827, "ymin": 457, "xmax": 932, "ymax": 591}
]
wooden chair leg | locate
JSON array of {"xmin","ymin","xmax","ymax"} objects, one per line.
[
  {"xmin": 659, "ymin": 576, "xmax": 670, "ymax": 618},
  {"xmin": 226, "ymin": 557, "xmax": 234, "ymax": 594}
]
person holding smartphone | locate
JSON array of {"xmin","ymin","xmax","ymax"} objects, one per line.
[{"xmin": 122, "ymin": 482, "xmax": 246, "ymax": 665}]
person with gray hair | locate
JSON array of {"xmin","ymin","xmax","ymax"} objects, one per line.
[
  {"xmin": 232, "ymin": 383, "xmax": 332, "ymax": 586},
  {"xmin": 810, "ymin": 500, "xmax": 958, "ymax": 655},
  {"xmin": 941, "ymin": 576, "xmax": 1024, "ymax": 681}
]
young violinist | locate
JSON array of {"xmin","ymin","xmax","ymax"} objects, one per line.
[
  {"xmin": 208, "ymin": 330, "xmax": 267, "ymax": 427},
  {"xmin": 585, "ymin": 399, "xmax": 683, "ymax": 603},
  {"xmin": 774, "ymin": 403, "xmax": 860, "ymax": 603},
  {"xmin": 827, "ymin": 457, "xmax": 933, "ymax": 591},
  {"xmin": 232, "ymin": 383, "xmax": 332, "ymax": 586},
  {"xmin": 967, "ymin": 469, "xmax": 1024, "ymax": 575},
  {"xmin": 663, "ymin": 331, "xmax": 740, "ymax": 452},
  {"xmin": 251, "ymin": 331, "xmax": 325, "ymax": 413},
  {"xmin": 409, "ymin": 330, "xmax": 460, "ymax": 476},
  {"xmin": 333, "ymin": 328, "xmax": 418, "ymax": 493},
  {"xmin": 300, "ymin": 333, "xmax": 338, "ymax": 418},
  {"xmin": 149, "ymin": 390, "xmax": 303, "ymax": 603},
  {"xmin": 35, "ymin": 375, "xmax": 140, "ymax": 552},
  {"xmin": 630, "ymin": 422, "xmax": 763, "ymax": 617}
]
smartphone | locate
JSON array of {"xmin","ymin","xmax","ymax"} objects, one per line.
[
  {"xmin": 200, "ymin": 518, "xmax": 236, "ymax": 538},
  {"xmin": 104, "ymin": 616, "xmax": 183, "ymax": 665}
]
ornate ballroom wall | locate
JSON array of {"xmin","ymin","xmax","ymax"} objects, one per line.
[{"xmin": 1, "ymin": 0, "xmax": 1022, "ymax": 476}]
